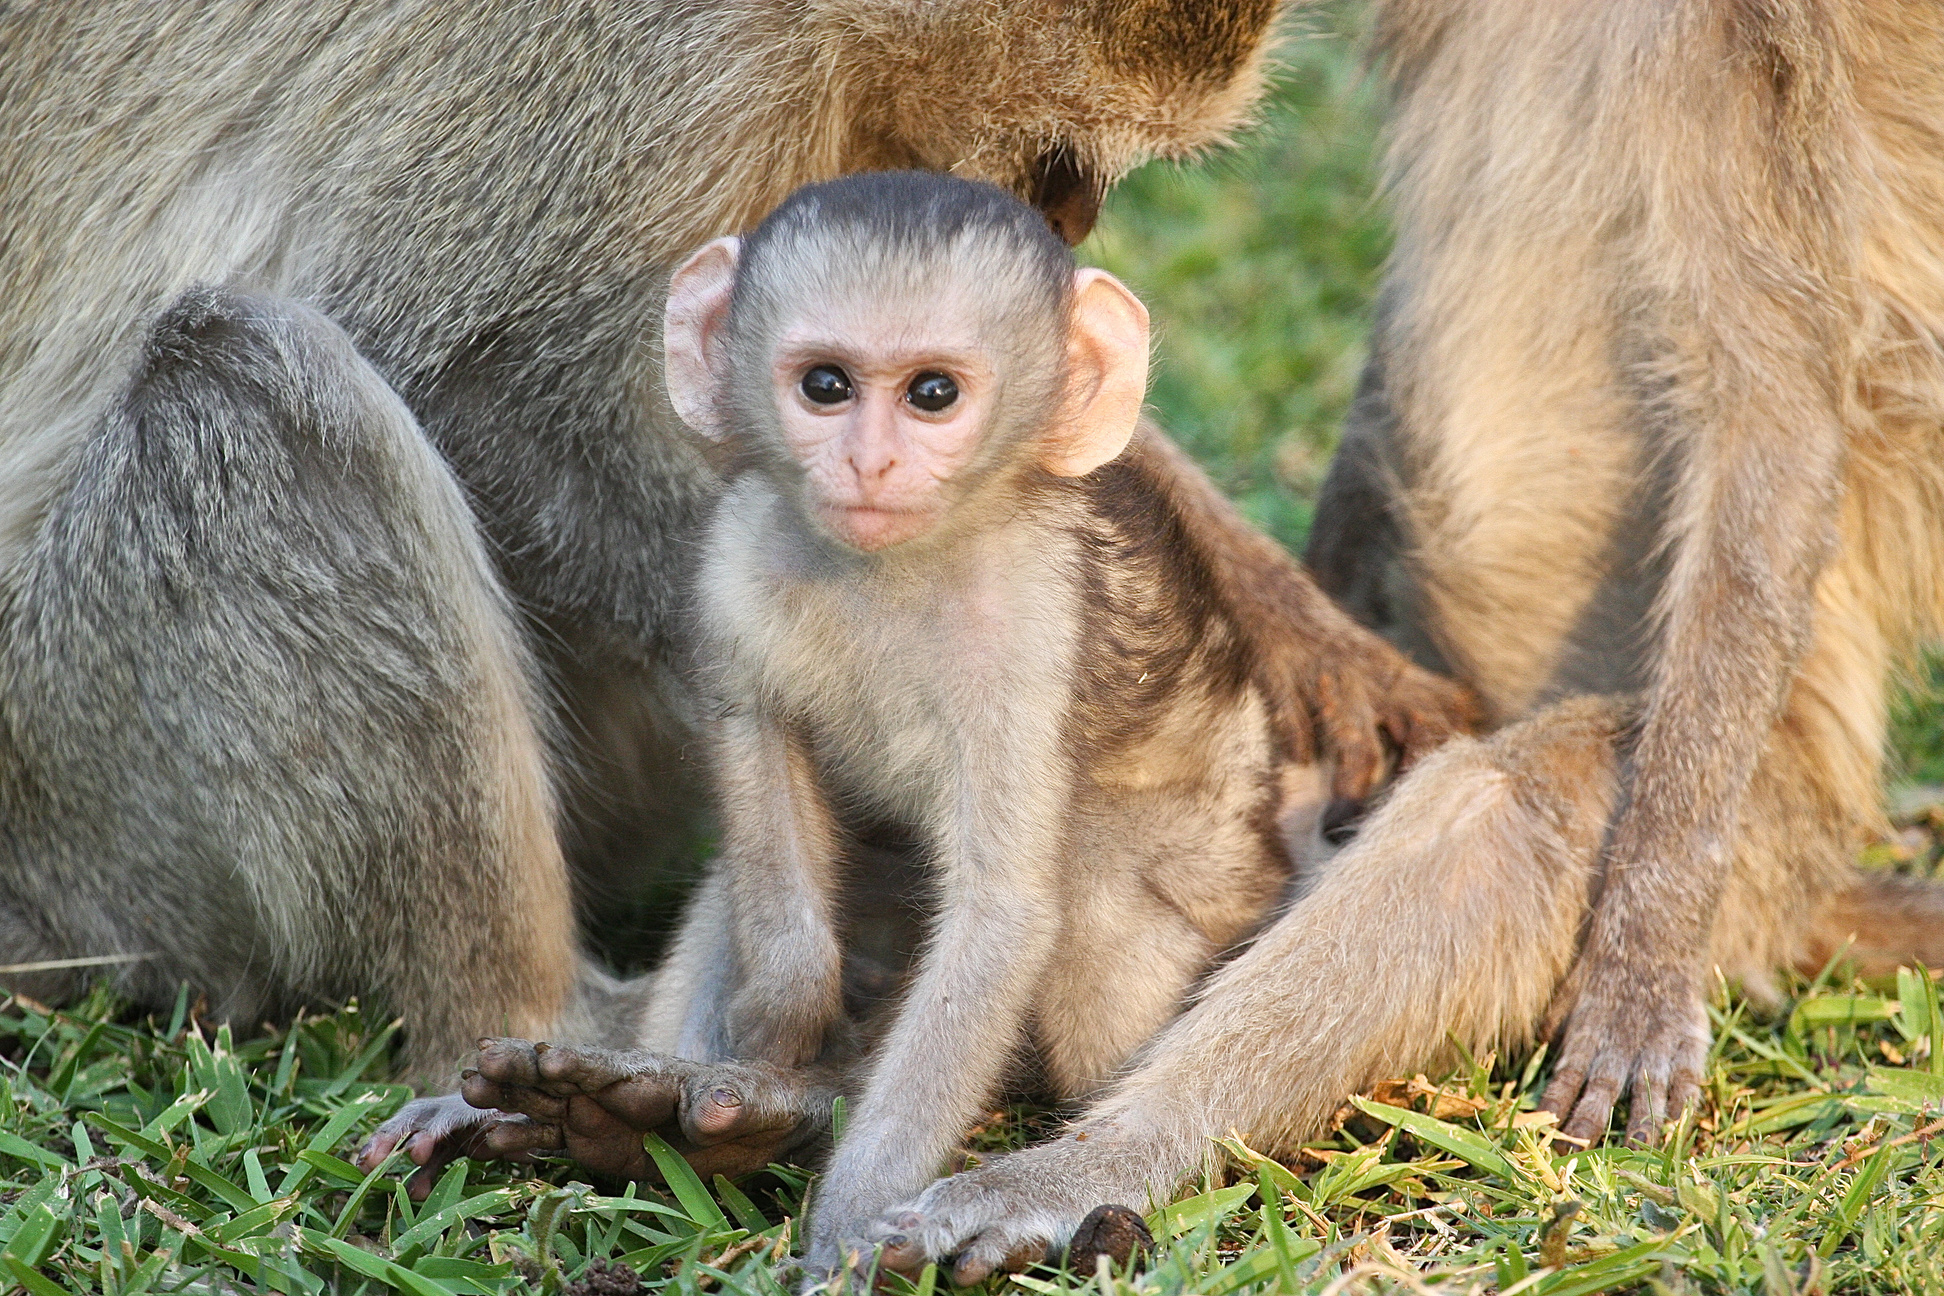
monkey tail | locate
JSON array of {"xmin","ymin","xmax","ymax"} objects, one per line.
[{"xmin": 1800, "ymin": 869, "xmax": 1944, "ymax": 979}]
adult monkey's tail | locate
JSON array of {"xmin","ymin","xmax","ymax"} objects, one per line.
[{"xmin": 1803, "ymin": 869, "xmax": 1944, "ymax": 978}]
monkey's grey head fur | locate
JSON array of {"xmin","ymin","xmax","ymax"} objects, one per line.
[{"xmin": 722, "ymin": 172, "xmax": 1079, "ymax": 519}]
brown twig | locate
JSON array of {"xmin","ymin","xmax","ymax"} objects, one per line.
[{"xmin": 1832, "ymin": 1114, "xmax": 1944, "ymax": 1171}]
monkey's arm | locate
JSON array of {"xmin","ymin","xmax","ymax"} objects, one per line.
[
  {"xmin": 1535, "ymin": 18, "xmax": 1860, "ymax": 1145},
  {"xmin": 1544, "ymin": 391, "xmax": 1846, "ymax": 1140},
  {"xmin": 711, "ymin": 709, "xmax": 849, "ymax": 1067},
  {"xmin": 805, "ymin": 717, "xmax": 1071, "ymax": 1273},
  {"xmin": 1127, "ymin": 424, "xmax": 1479, "ymax": 800}
]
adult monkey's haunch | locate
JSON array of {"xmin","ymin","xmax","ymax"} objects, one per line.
[{"xmin": 0, "ymin": 0, "xmax": 1469, "ymax": 1115}]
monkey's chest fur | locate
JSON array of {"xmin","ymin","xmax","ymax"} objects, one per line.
[{"xmin": 698, "ymin": 476, "xmax": 1298, "ymax": 1096}]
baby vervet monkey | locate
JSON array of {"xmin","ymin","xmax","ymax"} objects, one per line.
[
  {"xmin": 447, "ymin": 172, "xmax": 1466, "ymax": 1278},
  {"xmin": 661, "ymin": 170, "xmax": 1316, "ymax": 1275}
]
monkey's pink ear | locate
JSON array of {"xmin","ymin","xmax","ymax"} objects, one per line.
[
  {"xmin": 1044, "ymin": 268, "xmax": 1149, "ymax": 478},
  {"xmin": 664, "ymin": 237, "xmax": 742, "ymax": 437}
]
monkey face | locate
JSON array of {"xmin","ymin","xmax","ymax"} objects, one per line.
[
  {"xmin": 663, "ymin": 176, "xmax": 1150, "ymax": 556},
  {"xmin": 767, "ymin": 315, "xmax": 997, "ymax": 551}
]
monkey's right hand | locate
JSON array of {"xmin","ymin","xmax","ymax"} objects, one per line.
[
  {"xmin": 1305, "ymin": 644, "xmax": 1482, "ymax": 804},
  {"xmin": 450, "ymin": 1039, "xmax": 830, "ymax": 1182}
]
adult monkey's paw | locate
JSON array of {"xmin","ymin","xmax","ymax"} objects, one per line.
[
  {"xmin": 1540, "ymin": 966, "xmax": 1710, "ymax": 1145},
  {"xmin": 461, "ymin": 1038, "xmax": 833, "ymax": 1181}
]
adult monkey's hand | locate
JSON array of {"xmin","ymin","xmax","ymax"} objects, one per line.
[{"xmin": 1125, "ymin": 425, "xmax": 1481, "ymax": 805}]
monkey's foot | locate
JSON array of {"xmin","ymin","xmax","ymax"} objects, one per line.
[
  {"xmin": 461, "ymin": 1038, "xmax": 834, "ymax": 1181},
  {"xmin": 1540, "ymin": 971, "xmax": 1709, "ymax": 1145},
  {"xmin": 867, "ymin": 1129, "xmax": 1176, "ymax": 1285},
  {"xmin": 357, "ymin": 1093, "xmax": 541, "ymax": 1199}
]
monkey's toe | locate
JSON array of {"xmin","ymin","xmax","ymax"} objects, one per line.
[
  {"xmin": 874, "ymin": 1216, "xmax": 927, "ymax": 1274},
  {"xmin": 463, "ymin": 1067, "xmax": 569, "ymax": 1121},
  {"xmin": 685, "ymin": 1084, "xmax": 745, "ymax": 1137},
  {"xmin": 534, "ymin": 1041, "xmax": 666, "ymax": 1092},
  {"xmin": 952, "ymin": 1235, "xmax": 1050, "ymax": 1287},
  {"xmin": 358, "ymin": 1092, "xmax": 540, "ymax": 1200},
  {"xmin": 479, "ymin": 1115, "xmax": 563, "ymax": 1159},
  {"xmin": 474, "ymin": 1038, "xmax": 551, "ymax": 1089},
  {"xmin": 676, "ymin": 1063, "xmax": 813, "ymax": 1146}
]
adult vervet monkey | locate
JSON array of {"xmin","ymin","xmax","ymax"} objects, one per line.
[
  {"xmin": 422, "ymin": 0, "xmax": 1944, "ymax": 1276},
  {"xmin": 1305, "ymin": 0, "xmax": 1944, "ymax": 1144},
  {"xmin": 0, "ymin": 0, "xmax": 1479, "ymax": 1097}
]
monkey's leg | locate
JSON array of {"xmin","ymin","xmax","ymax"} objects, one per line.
[
  {"xmin": 869, "ymin": 699, "xmax": 1624, "ymax": 1284},
  {"xmin": 0, "ymin": 286, "xmax": 587, "ymax": 1095}
]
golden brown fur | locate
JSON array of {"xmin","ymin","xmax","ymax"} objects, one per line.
[{"xmin": 1308, "ymin": 0, "xmax": 1944, "ymax": 1132}]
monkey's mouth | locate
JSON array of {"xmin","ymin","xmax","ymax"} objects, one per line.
[
  {"xmin": 1029, "ymin": 147, "xmax": 1103, "ymax": 246},
  {"xmin": 820, "ymin": 503, "xmax": 939, "ymax": 552}
]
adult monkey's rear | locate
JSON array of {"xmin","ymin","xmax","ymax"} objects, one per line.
[
  {"xmin": 1309, "ymin": 0, "xmax": 1944, "ymax": 1141},
  {"xmin": 0, "ymin": 0, "xmax": 1358, "ymax": 1078}
]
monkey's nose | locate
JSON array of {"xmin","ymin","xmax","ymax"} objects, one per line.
[{"xmin": 1030, "ymin": 147, "xmax": 1102, "ymax": 246}]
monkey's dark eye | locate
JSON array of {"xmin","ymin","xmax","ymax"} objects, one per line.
[
  {"xmin": 906, "ymin": 371, "xmax": 958, "ymax": 412},
  {"xmin": 801, "ymin": 365, "xmax": 853, "ymax": 405}
]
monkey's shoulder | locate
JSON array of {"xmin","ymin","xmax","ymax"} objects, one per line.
[
  {"xmin": 1058, "ymin": 468, "xmax": 1284, "ymax": 787},
  {"xmin": 1067, "ymin": 467, "xmax": 1261, "ymax": 686}
]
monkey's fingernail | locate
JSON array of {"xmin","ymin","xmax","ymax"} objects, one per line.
[
  {"xmin": 461, "ymin": 1068, "xmax": 479, "ymax": 1080},
  {"xmin": 711, "ymin": 1087, "xmax": 741, "ymax": 1107},
  {"xmin": 477, "ymin": 1038, "xmax": 494, "ymax": 1050},
  {"xmin": 533, "ymin": 1041, "xmax": 550, "ymax": 1054},
  {"xmin": 882, "ymin": 1234, "xmax": 907, "ymax": 1249}
]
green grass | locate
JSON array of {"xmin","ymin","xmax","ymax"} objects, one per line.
[
  {"xmin": 11, "ymin": 6, "xmax": 1944, "ymax": 1294},
  {"xmin": 14, "ymin": 970, "xmax": 1944, "ymax": 1294}
]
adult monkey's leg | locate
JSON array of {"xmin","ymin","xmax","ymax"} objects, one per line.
[
  {"xmin": 0, "ymin": 288, "xmax": 608, "ymax": 1137},
  {"xmin": 864, "ymin": 698, "xmax": 1623, "ymax": 1283}
]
